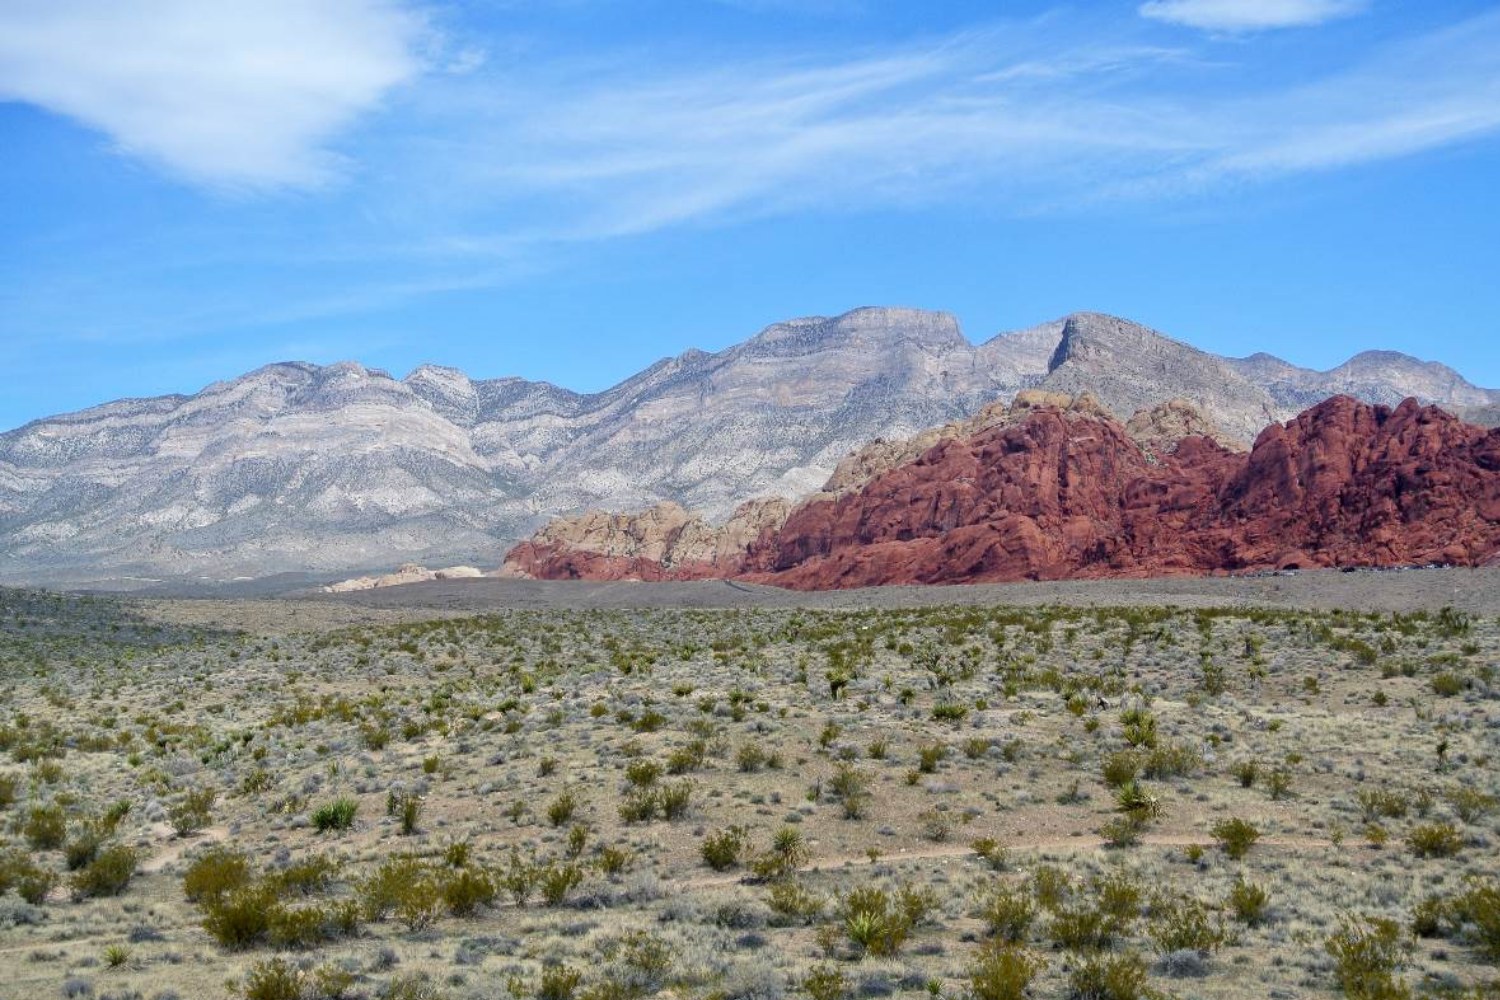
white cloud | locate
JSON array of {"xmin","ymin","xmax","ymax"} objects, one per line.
[
  {"xmin": 0, "ymin": 0, "xmax": 427, "ymax": 189},
  {"xmin": 1139, "ymin": 0, "xmax": 1367, "ymax": 32},
  {"xmin": 390, "ymin": 10, "xmax": 1500, "ymax": 244}
]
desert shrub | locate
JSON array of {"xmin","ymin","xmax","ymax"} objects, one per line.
[
  {"xmin": 440, "ymin": 867, "xmax": 496, "ymax": 917},
  {"xmin": 310, "ymin": 797, "xmax": 357, "ymax": 833},
  {"xmin": 768, "ymin": 878, "xmax": 824, "ymax": 924},
  {"xmin": 917, "ymin": 743, "xmax": 946, "ymax": 774},
  {"xmin": 63, "ymin": 824, "xmax": 103, "ymax": 872},
  {"xmin": 1357, "ymin": 788, "xmax": 1409, "ymax": 822},
  {"xmin": 751, "ymin": 827, "xmax": 809, "ymax": 881},
  {"xmin": 971, "ymin": 837, "xmax": 1008, "ymax": 871},
  {"xmin": 1452, "ymin": 879, "xmax": 1500, "ymax": 961},
  {"xmin": 70, "ymin": 844, "xmax": 137, "ymax": 898},
  {"xmin": 801, "ymin": 965, "xmax": 849, "ymax": 1000},
  {"xmin": 968, "ymin": 942, "xmax": 1046, "ymax": 1000},
  {"xmin": 1446, "ymin": 787, "xmax": 1496, "ymax": 824},
  {"xmin": 1032, "ymin": 866, "xmax": 1073, "ymax": 911},
  {"xmin": 594, "ymin": 844, "xmax": 632, "ymax": 876},
  {"xmin": 1141, "ymin": 743, "xmax": 1201, "ymax": 780},
  {"xmin": 0, "ymin": 773, "xmax": 16, "ymax": 808},
  {"xmin": 239, "ymin": 957, "xmax": 303, "ymax": 1000},
  {"xmin": 624, "ymin": 759, "xmax": 660, "ymax": 787},
  {"xmin": 1230, "ymin": 760, "xmax": 1259, "ymax": 788},
  {"xmin": 169, "ymin": 785, "xmax": 216, "ymax": 837},
  {"xmin": 1093, "ymin": 871, "xmax": 1143, "ymax": 927},
  {"xmin": 538, "ymin": 862, "xmax": 584, "ymax": 906},
  {"xmin": 387, "ymin": 790, "xmax": 423, "ymax": 835},
  {"xmin": 3, "ymin": 852, "xmax": 58, "ymax": 904},
  {"xmin": 701, "ymin": 826, "xmax": 751, "ymax": 871},
  {"xmin": 1407, "ymin": 822, "xmax": 1463, "ymax": 859},
  {"xmin": 619, "ymin": 789, "xmax": 658, "ymax": 823},
  {"xmin": 1067, "ymin": 951, "xmax": 1158, "ymax": 1000},
  {"xmin": 267, "ymin": 902, "xmax": 340, "ymax": 949},
  {"xmin": 1049, "ymin": 902, "xmax": 1118, "ymax": 952},
  {"xmin": 394, "ymin": 874, "xmax": 443, "ymax": 931},
  {"xmin": 1115, "ymin": 782, "xmax": 1162, "ymax": 823},
  {"xmin": 183, "ymin": 846, "xmax": 253, "ymax": 904},
  {"xmin": 1226, "ymin": 878, "xmax": 1271, "ymax": 926},
  {"xmin": 919, "ymin": 808, "xmax": 954, "ymax": 842},
  {"xmin": 1099, "ymin": 816, "xmax": 1144, "ymax": 849},
  {"xmin": 1101, "ymin": 751, "xmax": 1140, "ymax": 789},
  {"xmin": 841, "ymin": 886, "xmax": 912, "ymax": 957},
  {"xmin": 828, "ymin": 764, "xmax": 871, "ymax": 820},
  {"xmin": 1430, "ymin": 672, "xmax": 1465, "ymax": 697},
  {"xmin": 204, "ymin": 884, "xmax": 280, "ymax": 949},
  {"xmin": 24, "ymin": 803, "xmax": 66, "ymax": 850},
  {"xmin": 269, "ymin": 855, "xmax": 338, "ymax": 896},
  {"xmin": 1210, "ymin": 818, "xmax": 1260, "ymax": 860},
  {"xmin": 536, "ymin": 965, "xmax": 583, "ymax": 1000},
  {"xmin": 359, "ymin": 857, "xmax": 431, "ymax": 922},
  {"xmin": 1120, "ymin": 708, "xmax": 1158, "ymax": 749},
  {"xmin": 932, "ymin": 702, "xmax": 969, "ymax": 722},
  {"xmin": 658, "ymin": 780, "xmax": 693, "ymax": 820},
  {"xmin": 1264, "ymin": 767, "xmax": 1294, "ymax": 801},
  {"xmin": 547, "ymin": 791, "xmax": 579, "ymax": 827},
  {"xmin": 1148, "ymin": 895, "xmax": 1223, "ymax": 954},
  {"xmin": 1324, "ymin": 915, "xmax": 1410, "ymax": 1000},
  {"xmin": 979, "ymin": 883, "xmax": 1036, "ymax": 942}
]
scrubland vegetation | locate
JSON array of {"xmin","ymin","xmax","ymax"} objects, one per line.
[{"xmin": 0, "ymin": 586, "xmax": 1497, "ymax": 999}]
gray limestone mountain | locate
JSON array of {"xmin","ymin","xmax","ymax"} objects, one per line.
[{"xmin": 2, "ymin": 307, "xmax": 1495, "ymax": 586}]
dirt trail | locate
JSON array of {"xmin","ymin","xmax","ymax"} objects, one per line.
[
  {"xmin": 676, "ymin": 832, "xmax": 1338, "ymax": 890},
  {"xmin": 138, "ymin": 823, "xmax": 230, "ymax": 874}
]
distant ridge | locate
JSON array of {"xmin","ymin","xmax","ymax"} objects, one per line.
[{"xmin": 1, "ymin": 308, "xmax": 1496, "ymax": 586}]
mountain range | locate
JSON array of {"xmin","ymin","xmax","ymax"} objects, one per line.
[{"xmin": 2, "ymin": 307, "xmax": 1496, "ymax": 586}]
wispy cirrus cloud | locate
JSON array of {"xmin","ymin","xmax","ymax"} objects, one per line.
[
  {"xmin": 390, "ymin": 8, "xmax": 1500, "ymax": 244},
  {"xmin": 1138, "ymin": 0, "xmax": 1369, "ymax": 33},
  {"xmin": 0, "ymin": 0, "xmax": 429, "ymax": 189}
]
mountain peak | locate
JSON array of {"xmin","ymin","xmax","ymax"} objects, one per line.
[{"xmin": 747, "ymin": 306, "xmax": 967, "ymax": 354}]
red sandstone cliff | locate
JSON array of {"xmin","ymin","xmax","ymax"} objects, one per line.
[{"xmin": 502, "ymin": 395, "xmax": 1500, "ymax": 589}]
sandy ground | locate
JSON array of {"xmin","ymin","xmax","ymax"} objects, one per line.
[{"xmin": 302, "ymin": 565, "xmax": 1500, "ymax": 615}]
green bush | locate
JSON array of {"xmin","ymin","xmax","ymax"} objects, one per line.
[
  {"xmin": 547, "ymin": 790, "xmax": 579, "ymax": 827},
  {"xmin": 1148, "ymin": 895, "xmax": 1223, "ymax": 954},
  {"xmin": 183, "ymin": 845, "xmax": 253, "ymax": 903},
  {"xmin": 70, "ymin": 844, "xmax": 137, "ymax": 898},
  {"xmin": 169, "ymin": 785, "xmax": 217, "ymax": 837},
  {"xmin": 538, "ymin": 965, "xmax": 584, "ymax": 1000},
  {"xmin": 1407, "ymin": 822, "xmax": 1463, "ymax": 858},
  {"xmin": 23, "ymin": 802, "xmax": 66, "ymax": 850},
  {"xmin": 204, "ymin": 883, "xmax": 280, "ymax": 949},
  {"xmin": 310, "ymin": 797, "xmax": 358, "ymax": 833},
  {"xmin": 440, "ymin": 867, "xmax": 496, "ymax": 917},
  {"xmin": 968, "ymin": 942, "xmax": 1046, "ymax": 1000},
  {"xmin": 1324, "ymin": 915, "xmax": 1410, "ymax": 1000},
  {"xmin": 238, "ymin": 957, "xmax": 303, "ymax": 1000},
  {"xmin": 801, "ymin": 965, "xmax": 849, "ymax": 1000},
  {"xmin": 841, "ymin": 885, "xmax": 912, "ymax": 957},
  {"xmin": 1452, "ymin": 879, "xmax": 1500, "ymax": 961},
  {"xmin": 1226, "ymin": 878, "xmax": 1271, "ymax": 926},
  {"xmin": 700, "ymin": 826, "xmax": 750, "ymax": 871},
  {"xmin": 658, "ymin": 780, "xmax": 694, "ymax": 820},
  {"xmin": 1067, "ymin": 951, "xmax": 1157, "ymax": 1000},
  {"xmin": 1048, "ymin": 902, "xmax": 1118, "ymax": 951},
  {"xmin": 538, "ymin": 862, "xmax": 584, "ymax": 906},
  {"xmin": 1101, "ymin": 751, "xmax": 1140, "ymax": 789},
  {"xmin": 1210, "ymin": 817, "xmax": 1260, "ymax": 860},
  {"xmin": 979, "ymin": 883, "xmax": 1036, "ymax": 942}
]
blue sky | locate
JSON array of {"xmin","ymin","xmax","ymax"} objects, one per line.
[{"xmin": 2, "ymin": 0, "xmax": 1498, "ymax": 432}]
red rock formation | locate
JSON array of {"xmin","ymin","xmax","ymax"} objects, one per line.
[{"xmin": 502, "ymin": 396, "xmax": 1500, "ymax": 589}]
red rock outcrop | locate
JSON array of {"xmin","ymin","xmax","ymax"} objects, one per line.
[{"xmin": 502, "ymin": 396, "xmax": 1500, "ymax": 589}]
